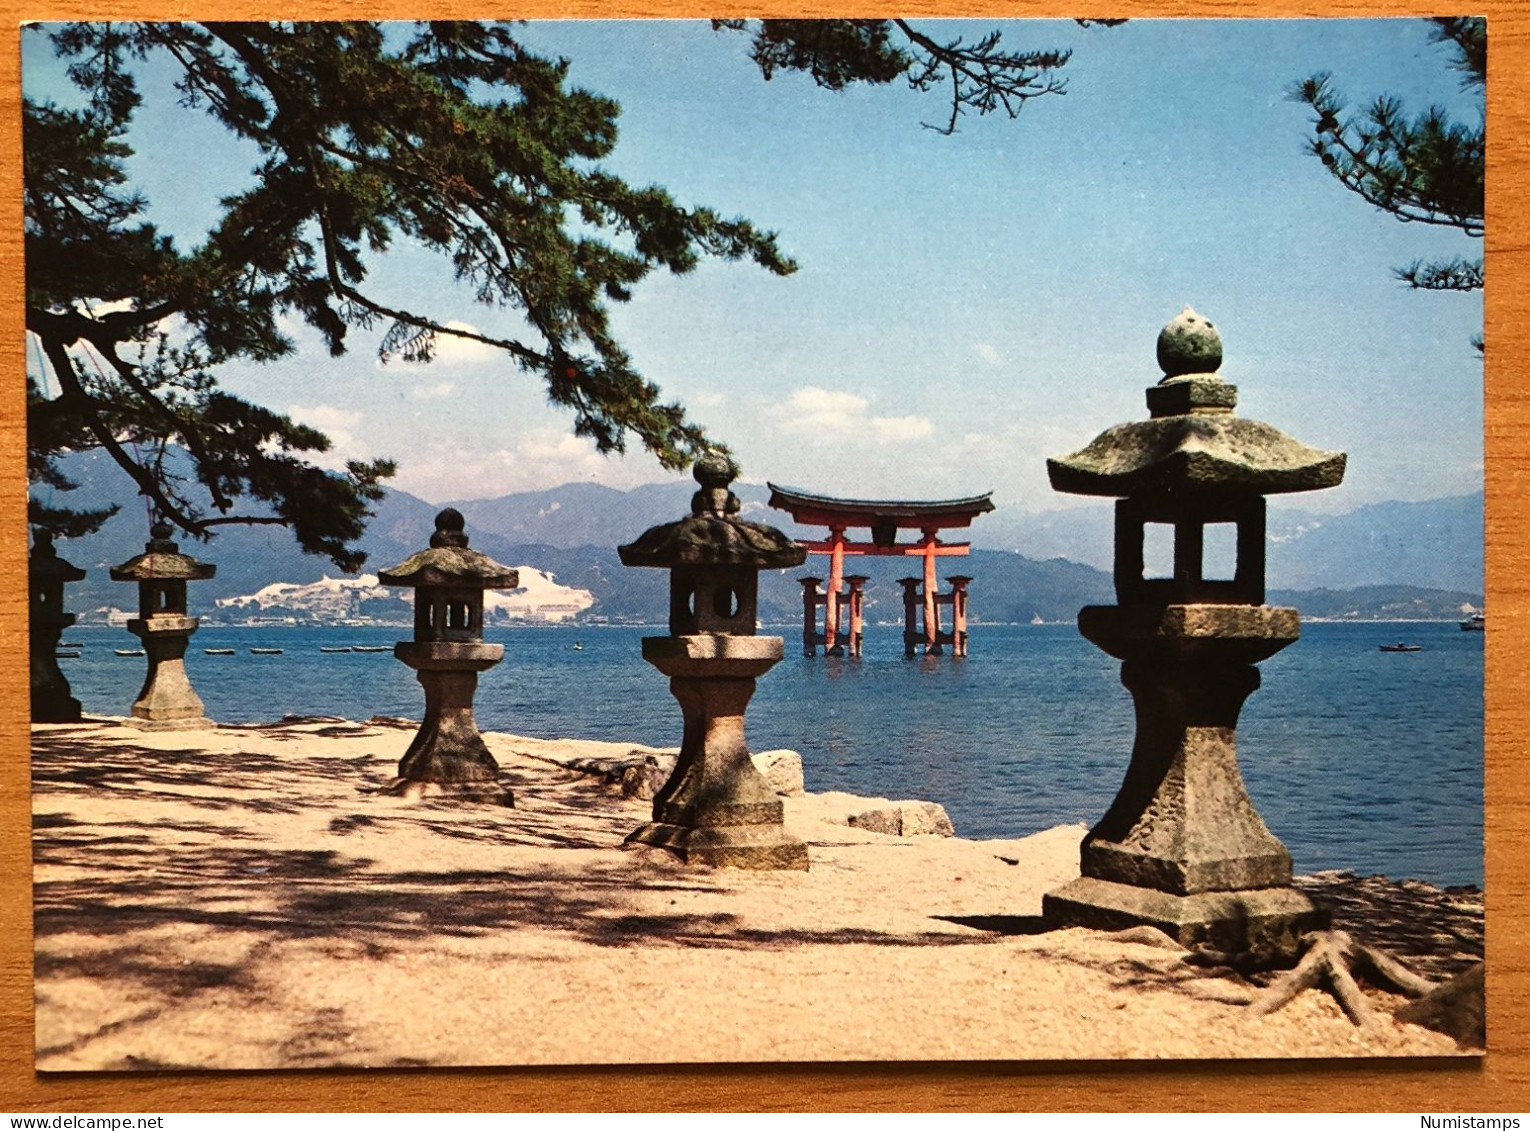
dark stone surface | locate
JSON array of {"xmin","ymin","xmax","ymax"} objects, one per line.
[
  {"xmin": 1145, "ymin": 375, "xmax": 1238, "ymax": 418},
  {"xmin": 1395, "ymin": 962, "xmax": 1485, "ymax": 1048},
  {"xmin": 620, "ymin": 452, "xmax": 805, "ymax": 571},
  {"xmin": 1156, "ymin": 306, "xmax": 1224, "ymax": 377},
  {"xmin": 378, "ymin": 509, "xmax": 518, "ymax": 588},
  {"xmin": 627, "ymin": 637, "xmax": 807, "ymax": 870},
  {"xmin": 124, "ymin": 616, "xmax": 213, "ymax": 731},
  {"xmin": 1043, "ymin": 876, "xmax": 1325, "ymax": 956},
  {"xmin": 31, "ymin": 533, "xmax": 85, "ymax": 723},
  {"xmin": 389, "ymin": 641, "xmax": 510, "ymax": 803},
  {"xmin": 1073, "ymin": 647, "xmax": 1296, "ymax": 896},
  {"xmin": 618, "ymin": 512, "xmax": 806, "ymax": 570},
  {"xmin": 1048, "ymin": 414, "xmax": 1347, "ymax": 498},
  {"xmin": 109, "ymin": 524, "xmax": 216, "ymax": 581}
]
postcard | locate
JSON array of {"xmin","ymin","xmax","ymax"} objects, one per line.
[{"xmin": 23, "ymin": 17, "xmax": 1485, "ymax": 1071}]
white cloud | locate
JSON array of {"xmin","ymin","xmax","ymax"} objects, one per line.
[
  {"xmin": 283, "ymin": 403, "xmax": 378, "ymax": 473},
  {"xmin": 287, "ymin": 403, "xmax": 363, "ymax": 454},
  {"xmin": 409, "ymin": 380, "xmax": 457, "ymax": 400},
  {"xmin": 433, "ymin": 321, "xmax": 498, "ymax": 365},
  {"xmin": 390, "ymin": 427, "xmax": 675, "ymax": 501},
  {"xmin": 767, "ymin": 385, "xmax": 932, "ymax": 446},
  {"xmin": 974, "ymin": 343, "xmax": 1002, "ymax": 366},
  {"xmin": 770, "ymin": 386, "xmax": 870, "ymax": 433},
  {"xmin": 870, "ymin": 415, "xmax": 934, "ymax": 442}
]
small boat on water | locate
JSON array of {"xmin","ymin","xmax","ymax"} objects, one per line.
[
  {"xmin": 1379, "ymin": 643, "xmax": 1423, "ymax": 653},
  {"xmin": 59, "ymin": 641, "xmax": 82, "ymax": 648},
  {"xmin": 1460, "ymin": 613, "xmax": 1485, "ymax": 632},
  {"xmin": 319, "ymin": 646, "xmax": 353, "ymax": 653},
  {"xmin": 572, "ymin": 642, "xmax": 583, "ymax": 651},
  {"xmin": 204, "ymin": 648, "xmax": 236, "ymax": 655},
  {"xmin": 54, "ymin": 651, "xmax": 79, "ymax": 659},
  {"xmin": 249, "ymin": 648, "xmax": 284, "ymax": 655},
  {"xmin": 114, "ymin": 649, "xmax": 145, "ymax": 657},
  {"xmin": 351, "ymin": 645, "xmax": 391, "ymax": 653}
]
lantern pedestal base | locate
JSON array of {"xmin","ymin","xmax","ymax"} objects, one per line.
[
  {"xmin": 32, "ymin": 610, "xmax": 81, "ymax": 723},
  {"xmin": 626, "ymin": 820, "xmax": 809, "ymax": 870},
  {"xmin": 125, "ymin": 617, "xmax": 213, "ymax": 731},
  {"xmin": 632, "ymin": 635, "xmax": 808, "ymax": 871},
  {"xmin": 32, "ymin": 690, "xmax": 82, "ymax": 724},
  {"xmin": 1043, "ymin": 876, "xmax": 1326, "ymax": 957},
  {"xmin": 1042, "ymin": 603, "xmax": 1312, "ymax": 956},
  {"xmin": 391, "ymin": 641, "xmax": 511, "ymax": 806}
]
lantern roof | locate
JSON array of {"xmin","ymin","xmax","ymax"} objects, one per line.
[
  {"xmin": 1047, "ymin": 307, "xmax": 1346, "ymax": 498},
  {"xmin": 109, "ymin": 522, "xmax": 217, "ymax": 582},
  {"xmin": 619, "ymin": 451, "xmax": 807, "ymax": 571},
  {"xmin": 378, "ymin": 509, "xmax": 519, "ymax": 589},
  {"xmin": 30, "ymin": 530, "xmax": 85, "ymax": 584}
]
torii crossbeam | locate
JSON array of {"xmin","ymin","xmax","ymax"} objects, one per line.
[{"xmin": 766, "ymin": 484, "xmax": 994, "ymax": 657}]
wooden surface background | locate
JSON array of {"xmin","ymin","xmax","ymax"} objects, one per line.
[{"xmin": 1, "ymin": 0, "xmax": 1524, "ymax": 1112}]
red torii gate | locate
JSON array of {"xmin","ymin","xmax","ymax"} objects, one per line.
[{"xmin": 766, "ymin": 484, "xmax": 994, "ymax": 657}]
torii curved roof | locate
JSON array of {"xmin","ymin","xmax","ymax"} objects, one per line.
[{"xmin": 767, "ymin": 483, "xmax": 994, "ymax": 529}]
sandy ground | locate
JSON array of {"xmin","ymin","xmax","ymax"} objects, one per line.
[{"xmin": 30, "ymin": 717, "xmax": 1476, "ymax": 1070}]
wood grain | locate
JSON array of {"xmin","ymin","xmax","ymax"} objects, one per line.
[{"xmin": 1, "ymin": 0, "xmax": 1523, "ymax": 1112}]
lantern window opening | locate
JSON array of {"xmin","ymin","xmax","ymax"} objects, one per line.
[
  {"xmin": 1202, "ymin": 523, "xmax": 1238, "ymax": 582},
  {"xmin": 1141, "ymin": 522, "xmax": 1175, "ymax": 581}
]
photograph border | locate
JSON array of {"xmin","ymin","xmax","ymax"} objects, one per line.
[{"xmin": 2, "ymin": 0, "xmax": 1524, "ymax": 1111}]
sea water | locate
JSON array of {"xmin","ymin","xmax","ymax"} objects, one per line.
[{"xmin": 50, "ymin": 620, "xmax": 1484, "ymax": 887}]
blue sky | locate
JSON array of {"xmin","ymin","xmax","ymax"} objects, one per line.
[{"xmin": 23, "ymin": 19, "xmax": 1484, "ymax": 515}]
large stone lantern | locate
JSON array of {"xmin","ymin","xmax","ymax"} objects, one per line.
[
  {"xmin": 617, "ymin": 451, "xmax": 810, "ymax": 869},
  {"xmin": 30, "ymin": 530, "xmax": 86, "ymax": 722},
  {"xmin": 1042, "ymin": 307, "xmax": 1347, "ymax": 955},
  {"xmin": 378, "ymin": 508, "xmax": 518, "ymax": 803},
  {"xmin": 110, "ymin": 521, "xmax": 216, "ymax": 730}
]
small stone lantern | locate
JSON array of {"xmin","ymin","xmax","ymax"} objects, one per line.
[
  {"xmin": 1042, "ymin": 307, "xmax": 1347, "ymax": 955},
  {"xmin": 30, "ymin": 530, "xmax": 86, "ymax": 722},
  {"xmin": 618, "ymin": 451, "xmax": 810, "ymax": 869},
  {"xmin": 377, "ymin": 508, "xmax": 519, "ymax": 803},
  {"xmin": 110, "ymin": 521, "xmax": 217, "ymax": 730}
]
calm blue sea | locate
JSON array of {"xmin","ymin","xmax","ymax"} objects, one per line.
[{"xmin": 51, "ymin": 620, "xmax": 1484, "ymax": 887}]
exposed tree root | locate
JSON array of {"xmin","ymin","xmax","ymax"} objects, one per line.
[{"xmin": 1247, "ymin": 930, "xmax": 1438, "ymax": 1028}]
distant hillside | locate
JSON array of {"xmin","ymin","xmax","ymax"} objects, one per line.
[
  {"xmin": 982, "ymin": 494, "xmax": 1483, "ymax": 595},
  {"xmin": 1267, "ymin": 586, "xmax": 1481, "ymax": 622},
  {"xmin": 448, "ymin": 479, "xmax": 1483, "ymax": 596},
  {"xmin": 38, "ymin": 454, "xmax": 1482, "ymax": 625},
  {"xmin": 1265, "ymin": 494, "xmax": 1483, "ymax": 594}
]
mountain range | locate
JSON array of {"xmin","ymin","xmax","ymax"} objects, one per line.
[{"xmin": 36, "ymin": 450, "xmax": 1483, "ymax": 623}]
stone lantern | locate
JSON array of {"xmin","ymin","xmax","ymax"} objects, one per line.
[
  {"xmin": 377, "ymin": 508, "xmax": 519, "ymax": 803},
  {"xmin": 617, "ymin": 451, "xmax": 810, "ymax": 869},
  {"xmin": 1042, "ymin": 307, "xmax": 1347, "ymax": 955},
  {"xmin": 110, "ymin": 520, "xmax": 217, "ymax": 730},
  {"xmin": 30, "ymin": 530, "xmax": 86, "ymax": 722}
]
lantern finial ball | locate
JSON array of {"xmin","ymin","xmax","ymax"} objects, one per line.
[
  {"xmin": 430, "ymin": 507, "xmax": 469, "ymax": 549},
  {"xmin": 1157, "ymin": 306, "xmax": 1223, "ymax": 378},
  {"xmin": 693, "ymin": 449, "xmax": 738, "ymax": 489},
  {"xmin": 691, "ymin": 450, "xmax": 741, "ymax": 517},
  {"xmin": 149, "ymin": 520, "xmax": 174, "ymax": 541},
  {"xmin": 33, "ymin": 529, "xmax": 54, "ymax": 552}
]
